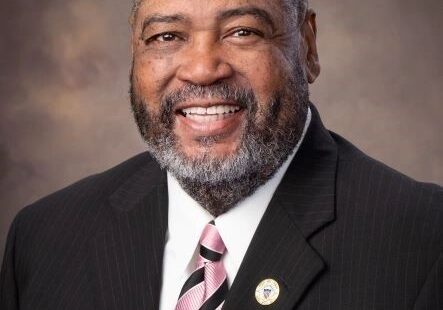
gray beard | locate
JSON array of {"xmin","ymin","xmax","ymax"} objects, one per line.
[{"xmin": 130, "ymin": 63, "xmax": 309, "ymax": 216}]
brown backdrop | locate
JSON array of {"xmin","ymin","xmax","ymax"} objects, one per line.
[{"xmin": 1, "ymin": 0, "xmax": 442, "ymax": 258}]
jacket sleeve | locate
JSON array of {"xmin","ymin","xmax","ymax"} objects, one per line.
[
  {"xmin": 0, "ymin": 216, "xmax": 19, "ymax": 310},
  {"xmin": 413, "ymin": 252, "xmax": 443, "ymax": 309}
]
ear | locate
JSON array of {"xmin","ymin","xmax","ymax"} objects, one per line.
[{"xmin": 301, "ymin": 9, "xmax": 320, "ymax": 84}]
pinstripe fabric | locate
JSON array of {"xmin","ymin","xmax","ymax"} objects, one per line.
[
  {"xmin": 0, "ymin": 154, "xmax": 169, "ymax": 310},
  {"xmin": 1, "ymin": 104, "xmax": 442, "ymax": 309}
]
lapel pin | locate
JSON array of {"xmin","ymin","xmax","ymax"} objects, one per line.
[{"xmin": 255, "ymin": 278, "xmax": 280, "ymax": 305}]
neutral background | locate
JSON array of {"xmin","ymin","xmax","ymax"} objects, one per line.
[{"xmin": 1, "ymin": 0, "xmax": 442, "ymax": 258}]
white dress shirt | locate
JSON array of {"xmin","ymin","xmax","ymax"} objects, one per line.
[{"xmin": 159, "ymin": 108, "xmax": 312, "ymax": 310}]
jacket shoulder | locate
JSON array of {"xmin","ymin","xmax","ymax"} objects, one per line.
[
  {"xmin": 1, "ymin": 152, "xmax": 160, "ymax": 306},
  {"xmin": 11, "ymin": 152, "xmax": 158, "ymax": 253},
  {"xmin": 331, "ymin": 130, "xmax": 442, "ymax": 200},
  {"xmin": 6, "ymin": 152, "xmax": 159, "ymax": 285},
  {"xmin": 17, "ymin": 152, "xmax": 155, "ymax": 217},
  {"xmin": 331, "ymin": 131, "xmax": 443, "ymax": 249}
]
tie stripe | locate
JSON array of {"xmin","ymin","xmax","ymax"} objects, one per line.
[
  {"xmin": 176, "ymin": 282, "xmax": 206, "ymax": 310},
  {"xmin": 178, "ymin": 267, "xmax": 205, "ymax": 298},
  {"xmin": 200, "ymin": 278, "xmax": 228, "ymax": 310},
  {"xmin": 175, "ymin": 221, "xmax": 228, "ymax": 310},
  {"xmin": 200, "ymin": 246, "xmax": 223, "ymax": 262}
]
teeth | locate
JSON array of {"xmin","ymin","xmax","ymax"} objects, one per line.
[
  {"xmin": 187, "ymin": 114, "xmax": 232, "ymax": 122},
  {"xmin": 207, "ymin": 106, "xmax": 217, "ymax": 114},
  {"xmin": 182, "ymin": 105, "xmax": 241, "ymax": 116}
]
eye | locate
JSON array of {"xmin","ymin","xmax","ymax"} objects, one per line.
[
  {"xmin": 226, "ymin": 27, "xmax": 264, "ymax": 41},
  {"xmin": 224, "ymin": 27, "xmax": 263, "ymax": 45},
  {"xmin": 144, "ymin": 32, "xmax": 182, "ymax": 45},
  {"xmin": 232, "ymin": 29, "xmax": 255, "ymax": 37},
  {"xmin": 155, "ymin": 33, "xmax": 178, "ymax": 42}
]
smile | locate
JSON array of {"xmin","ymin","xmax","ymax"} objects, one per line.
[
  {"xmin": 180, "ymin": 105, "xmax": 242, "ymax": 122},
  {"xmin": 175, "ymin": 102, "xmax": 245, "ymax": 137}
]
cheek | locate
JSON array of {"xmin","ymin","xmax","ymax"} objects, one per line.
[
  {"xmin": 232, "ymin": 48, "xmax": 290, "ymax": 105},
  {"xmin": 132, "ymin": 54, "xmax": 176, "ymax": 105}
]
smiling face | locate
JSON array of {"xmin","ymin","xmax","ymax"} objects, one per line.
[{"xmin": 130, "ymin": 0, "xmax": 320, "ymax": 215}]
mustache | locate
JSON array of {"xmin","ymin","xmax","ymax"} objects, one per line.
[{"xmin": 161, "ymin": 83, "xmax": 257, "ymax": 114}]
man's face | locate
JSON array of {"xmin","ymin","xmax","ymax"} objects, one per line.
[{"xmin": 130, "ymin": 0, "xmax": 318, "ymax": 213}]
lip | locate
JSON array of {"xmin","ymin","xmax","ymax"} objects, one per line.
[{"xmin": 175, "ymin": 108, "xmax": 246, "ymax": 137}]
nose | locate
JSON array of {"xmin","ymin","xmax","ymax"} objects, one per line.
[{"xmin": 176, "ymin": 34, "xmax": 234, "ymax": 85}]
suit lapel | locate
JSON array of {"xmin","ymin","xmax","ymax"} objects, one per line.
[
  {"xmin": 90, "ymin": 160, "xmax": 168, "ymax": 310},
  {"xmin": 223, "ymin": 105, "xmax": 338, "ymax": 309}
]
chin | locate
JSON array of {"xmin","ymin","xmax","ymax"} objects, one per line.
[{"xmin": 180, "ymin": 139, "xmax": 241, "ymax": 160}]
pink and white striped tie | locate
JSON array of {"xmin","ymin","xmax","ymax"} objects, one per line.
[{"xmin": 175, "ymin": 221, "xmax": 228, "ymax": 310}]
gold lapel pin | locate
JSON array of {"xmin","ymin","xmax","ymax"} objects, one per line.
[{"xmin": 255, "ymin": 279, "xmax": 280, "ymax": 305}]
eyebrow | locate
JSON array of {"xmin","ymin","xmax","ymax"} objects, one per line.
[
  {"xmin": 141, "ymin": 6, "xmax": 275, "ymax": 32},
  {"xmin": 217, "ymin": 6, "xmax": 275, "ymax": 30},
  {"xmin": 142, "ymin": 14, "xmax": 186, "ymax": 31}
]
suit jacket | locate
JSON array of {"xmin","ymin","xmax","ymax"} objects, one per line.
[{"xmin": 1, "ymin": 105, "xmax": 442, "ymax": 310}]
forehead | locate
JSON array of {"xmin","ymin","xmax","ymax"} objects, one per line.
[{"xmin": 135, "ymin": 0, "xmax": 288, "ymax": 23}]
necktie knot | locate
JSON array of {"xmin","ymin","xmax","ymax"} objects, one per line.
[{"xmin": 199, "ymin": 221, "xmax": 225, "ymax": 264}]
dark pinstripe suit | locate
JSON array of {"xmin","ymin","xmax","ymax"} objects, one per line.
[{"xmin": 1, "ymin": 105, "xmax": 442, "ymax": 309}]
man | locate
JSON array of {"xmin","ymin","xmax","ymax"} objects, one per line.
[{"xmin": 1, "ymin": 0, "xmax": 442, "ymax": 309}]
